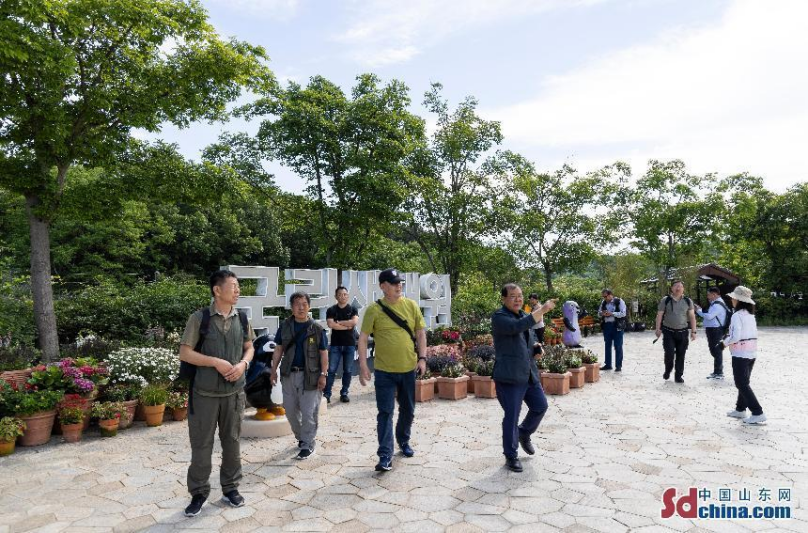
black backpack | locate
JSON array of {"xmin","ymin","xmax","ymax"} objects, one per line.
[
  {"xmin": 178, "ymin": 307, "xmax": 249, "ymax": 414},
  {"xmin": 661, "ymin": 295, "xmax": 693, "ymax": 327},
  {"xmin": 709, "ymin": 299, "xmax": 732, "ymax": 334}
]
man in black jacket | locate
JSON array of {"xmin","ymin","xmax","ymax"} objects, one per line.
[{"xmin": 492, "ymin": 283, "xmax": 556, "ymax": 472}]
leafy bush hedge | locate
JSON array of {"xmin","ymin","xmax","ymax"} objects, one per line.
[{"xmin": 55, "ymin": 278, "xmax": 209, "ymax": 343}]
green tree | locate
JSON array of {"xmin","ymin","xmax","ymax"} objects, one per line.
[
  {"xmin": 501, "ymin": 154, "xmax": 628, "ymax": 292},
  {"xmin": 240, "ymin": 74, "xmax": 425, "ymax": 274},
  {"xmin": 630, "ymin": 160, "xmax": 722, "ymax": 289},
  {"xmin": 406, "ymin": 83, "xmax": 504, "ymax": 293},
  {"xmin": 0, "ymin": 0, "xmax": 271, "ymax": 360}
]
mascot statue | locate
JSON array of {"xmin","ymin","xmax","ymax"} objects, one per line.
[
  {"xmin": 245, "ymin": 335, "xmax": 286, "ymax": 420},
  {"xmin": 562, "ymin": 301, "xmax": 583, "ymax": 348}
]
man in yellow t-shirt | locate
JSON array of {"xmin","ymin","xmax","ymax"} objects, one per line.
[{"xmin": 358, "ymin": 268, "xmax": 426, "ymax": 472}]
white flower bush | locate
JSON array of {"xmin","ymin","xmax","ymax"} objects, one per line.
[{"xmin": 106, "ymin": 347, "xmax": 179, "ymax": 386}]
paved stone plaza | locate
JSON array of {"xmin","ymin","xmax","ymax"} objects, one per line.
[{"xmin": 1, "ymin": 328, "xmax": 807, "ymax": 533}]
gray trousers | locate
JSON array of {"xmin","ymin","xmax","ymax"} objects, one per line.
[
  {"xmin": 187, "ymin": 391, "xmax": 245, "ymax": 497},
  {"xmin": 281, "ymin": 371, "xmax": 322, "ymax": 451}
]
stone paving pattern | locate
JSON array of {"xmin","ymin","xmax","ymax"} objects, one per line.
[{"xmin": 1, "ymin": 328, "xmax": 807, "ymax": 532}]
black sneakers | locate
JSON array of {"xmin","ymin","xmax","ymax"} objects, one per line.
[
  {"xmin": 375, "ymin": 456, "xmax": 393, "ymax": 472},
  {"xmin": 221, "ymin": 490, "xmax": 245, "ymax": 508},
  {"xmin": 400, "ymin": 443, "xmax": 415, "ymax": 457},
  {"xmin": 600, "ymin": 365, "xmax": 613, "ymax": 371},
  {"xmin": 296, "ymin": 448, "xmax": 315, "ymax": 460},
  {"xmin": 340, "ymin": 395, "xmax": 350, "ymax": 403},
  {"xmin": 675, "ymin": 376, "xmax": 684, "ymax": 383},
  {"xmin": 505, "ymin": 457, "xmax": 523, "ymax": 472},
  {"xmin": 184, "ymin": 494, "xmax": 206, "ymax": 517},
  {"xmin": 663, "ymin": 371, "xmax": 670, "ymax": 380}
]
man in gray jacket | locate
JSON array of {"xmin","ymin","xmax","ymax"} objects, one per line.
[{"xmin": 492, "ymin": 283, "xmax": 556, "ymax": 472}]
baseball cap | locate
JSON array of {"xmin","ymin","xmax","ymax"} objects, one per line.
[{"xmin": 379, "ymin": 268, "xmax": 404, "ymax": 284}]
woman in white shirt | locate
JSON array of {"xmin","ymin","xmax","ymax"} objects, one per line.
[{"xmin": 723, "ymin": 286, "xmax": 766, "ymax": 424}]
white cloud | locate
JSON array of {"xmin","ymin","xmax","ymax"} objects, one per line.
[
  {"xmin": 335, "ymin": 0, "xmax": 607, "ymax": 67},
  {"xmin": 487, "ymin": 0, "xmax": 808, "ymax": 190},
  {"xmin": 205, "ymin": 0, "xmax": 300, "ymax": 21}
]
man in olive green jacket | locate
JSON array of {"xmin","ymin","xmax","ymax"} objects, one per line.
[{"xmin": 179, "ymin": 270, "xmax": 255, "ymax": 517}]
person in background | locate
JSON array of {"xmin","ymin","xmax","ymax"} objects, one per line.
[
  {"xmin": 270, "ymin": 291, "xmax": 329, "ymax": 460},
  {"xmin": 723, "ymin": 286, "xmax": 766, "ymax": 424},
  {"xmin": 655, "ymin": 280, "xmax": 697, "ymax": 383},
  {"xmin": 598, "ymin": 289, "xmax": 627, "ymax": 372},
  {"xmin": 325, "ymin": 286, "xmax": 359, "ymax": 403},
  {"xmin": 695, "ymin": 287, "xmax": 730, "ymax": 380}
]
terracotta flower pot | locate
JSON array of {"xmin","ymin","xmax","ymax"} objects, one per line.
[
  {"xmin": 1, "ymin": 368, "xmax": 32, "ymax": 390},
  {"xmin": 53, "ymin": 397, "xmax": 92, "ymax": 435},
  {"xmin": 61, "ymin": 422, "xmax": 83, "ymax": 443},
  {"xmin": 464, "ymin": 371, "xmax": 477, "ymax": 393},
  {"xmin": 540, "ymin": 372, "xmax": 571, "ymax": 395},
  {"xmin": 172, "ymin": 407, "xmax": 188, "ymax": 421},
  {"xmin": 120, "ymin": 400, "xmax": 138, "ymax": 429},
  {"xmin": 568, "ymin": 367, "xmax": 586, "ymax": 389},
  {"xmin": 415, "ymin": 378, "xmax": 436, "ymax": 402},
  {"xmin": 436, "ymin": 375, "xmax": 469, "ymax": 400},
  {"xmin": 18, "ymin": 410, "xmax": 57, "ymax": 446},
  {"xmin": 0, "ymin": 439, "xmax": 15, "ymax": 456},
  {"xmin": 584, "ymin": 363, "xmax": 600, "ymax": 383},
  {"xmin": 143, "ymin": 404, "xmax": 166, "ymax": 427},
  {"xmin": 471, "ymin": 375, "xmax": 497, "ymax": 399},
  {"xmin": 98, "ymin": 418, "xmax": 119, "ymax": 437}
]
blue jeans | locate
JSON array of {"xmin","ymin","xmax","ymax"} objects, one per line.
[
  {"xmin": 324, "ymin": 345, "xmax": 355, "ymax": 399},
  {"xmin": 494, "ymin": 379, "xmax": 548, "ymax": 459},
  {"xmin": 603, "ymin": 322, "xmax": 624, "ymax": 369},
  {"xmin": 374, "ymin": 369, "xmax": 415, "ymax": 459}
]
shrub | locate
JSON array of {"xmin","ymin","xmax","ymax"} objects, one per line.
[
  {"xmin": 55, "ymin": 277, "xmax": 209, "ymax": 344},
  {"xmin": 0, "ymin": 344, "xmax": 40, "ymax": 372},
  {"xmin": 106, "ymin": 347, "xmax": 178, "ymax": 386}
]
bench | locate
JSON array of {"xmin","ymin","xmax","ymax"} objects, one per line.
[{"xmin": 550, "ymin": 316, "xmax": 600, "ymax": 337}]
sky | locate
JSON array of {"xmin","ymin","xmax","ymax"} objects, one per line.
[{"xmin": 145, "ymin": 0, "xmax": 808, "ymax": 193}]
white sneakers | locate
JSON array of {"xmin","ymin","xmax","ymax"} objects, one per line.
[
  {"xmin": 727, "ymin": 410, "xmax": 767, "ymax": 424},
  {"xmin": 743, "ymin": 414, "xmax": 767, "ymax": 425}
]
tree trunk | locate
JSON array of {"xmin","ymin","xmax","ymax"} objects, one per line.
[
  {"xmin": 544, "ymin": 264, "xmax": 554, "ymax": 293},
  {"xmin": 25, "ymin": 196, "xmax": 60, "ymax": 362}
]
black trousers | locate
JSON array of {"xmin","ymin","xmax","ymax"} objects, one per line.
[
  {"xmin": 705, "ymin": 327, "xmax": 725, "ymax": 375},
  {"xmin": 732, "ymin": 357, "xmax": 762, "ymax": 415},
  {"xmin": 662, "ymin": 329, "xmax": 689, "ymax": 378}
]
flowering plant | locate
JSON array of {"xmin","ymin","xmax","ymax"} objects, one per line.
[
  {"xmin": 27, "ymin": 358, "xmax": 107, "ymax": 394},
  {"xmin": 425, "ymin": 344, "xmax": 460, "ymax": 359},
  {"xmin": 102, "ymin": 384, "xmax": 140, "ymax": 402},
  {"xmin": 106, "ymin": 347, "xmax": 179, "ymax": 386},
  {"xmin": 440, "ymin": 362, "xmax": 465, "ymax": 378},
  {"xmin": 580, "ymin": 350, "xmax": 598, "ymax": 364},
  {"xmin": 426, "ymin": 326, "xmax": 463, "ymax": 346},
  {"xmin": 58, "ymin": 406, "xmax": 85, "ymax": 425},
  {"xmin": 2, "ymin": 389, "xmax": 64, "ymax": 416},
  {"xmin": 463, "ymin": 334, "xmax": 493, "ymax": 352},
  {"xmin": 166, "ymin": 391, "xmax": 188, "ymax": 409},
  {"xmin": 0, "ymin": 416, "xmax": 26, "ymax": 441},
  {"xmin": 91, "ymin": 401, "xmax": 127, "ymax": 421}
]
